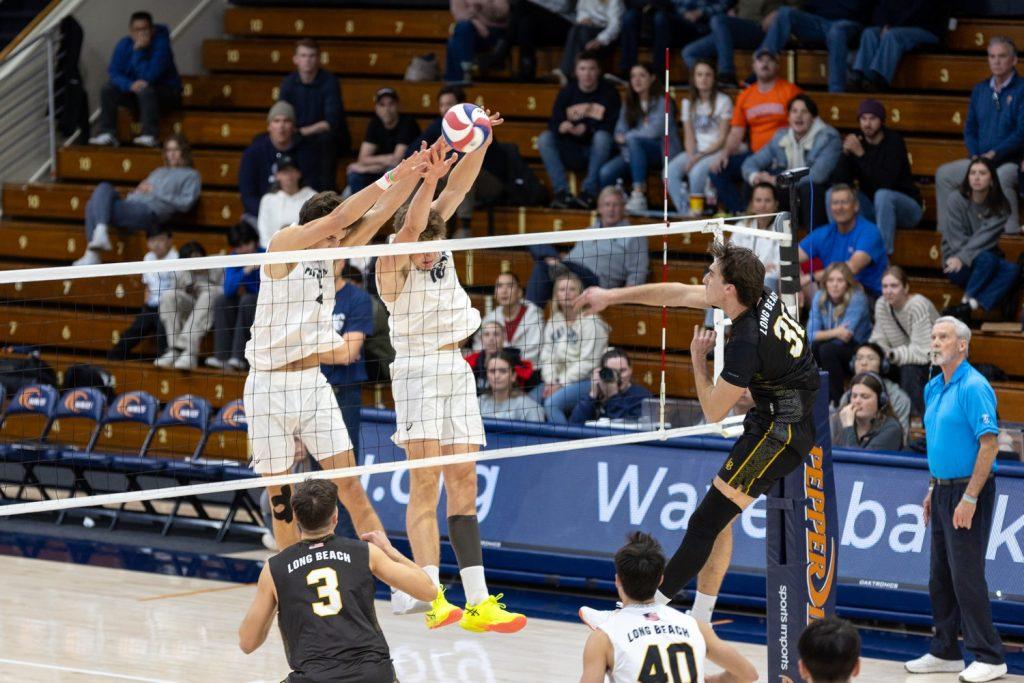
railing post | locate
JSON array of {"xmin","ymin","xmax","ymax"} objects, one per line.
[{"xmin": 45, "ymin": 27, "xmax": 57, "ymax": 180}]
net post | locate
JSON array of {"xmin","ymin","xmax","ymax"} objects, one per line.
[
  {"xmin": 764, "ymin": 373, "xmax": 839, "ymax": 682},
  {"xmin": 711, "ymin": 226, "xmax": 726, "ymax": 382},
  {"xmin": 778, "ymin": 215, "xmax": 801, "ymax": 320}
]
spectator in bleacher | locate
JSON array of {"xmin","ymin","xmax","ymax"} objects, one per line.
[
  {"xmin": 541, "ymin": 51, "xmax": 620, "ymax": 210},
  {"xmin": 940, "ymin": 157, "xmax": 1021, "ymax": 324},
  {"xmin": 728, "ymin": 183, "xmax": 781, "ymax": 290},
  {"xmin": 503, "ymin": 0, "xmax": 572, "ymax": 81},
  {"xmin": 345, "ymin": 88, "xmax": 420, "ymax": 196},
  {"xmin": 107, "ymin": 225, "xmax": 178, "ymax": 361},
  {"xmin": 320, "ymin": 259, "xmax": 374, "ymax": 463},
  {"xmin": 599, "ymin": 62, "xmax": 680, "ymax": 214},
  {"xmin": 278, "ymin": 38, "xmax": 350, "ymax": 192},
  {"xmin": 832, "ymin": 98, "xmax": 921, "ymax": 254},
  {"xmin": 740, "ymin": 93, "xmax": 841, "ymax": 227},
  {"xmin": 532, "ymin": 271, "xmax": 610, "ymax": 423},
  {"xmin": 834, "ymin": 372, "xmax": 904, "ymax": 450},
  {"xmin": 88, "ymin": 11, "xmax": 181, "ymax": 148},
  {"xmin": 708, "ymin": 49, "xmax": 801, "ymax": 215},
  {"xmin": 446, "ymin": 0, "xmax": 510, "ymax": 83},
  {"xmin": 208, "ymin": 222, "xmax": 262, "ymax": 372},
  {"xmin": 667, "ymin": 59, "xmax": 732, "ymax": 215},
  {"xmin": 848, "ymin": 0, "xmax": 951, "ymax": 92},
  {"xmin": 526, "ymin": 186, "xmax": 648, "ymax": 307},
  {"xmin": 681, "ymin": 1, "xmax": 779, "ymax": 88},
  {"xmin": 807, "ymin": 262, "xmax": 872, "ymax": 404},
  {"xmin": 758, "ymin": 2, "xmax": 865, "ymax": 93},
  {"xmin": 799, "ymin": 184, "xmax": 888, "ymax": 299},
  {"xmin": 256, "ymin": 155, "xmax": 316, "ymax": 248},
  {"xmin": 869, "ymin": 265, "xmax": 939, "ymax": 416},
  {"xmin": 935, "ymin": 37, "xmax": 1024, "ymax": 237},
  {"xmin": 837, "ymin": 342, "xmax": 911, "ymax": 440},
  {"xmin": 155, "ymin": 241, "xmax": 220, "ymax": 370},
  {"xmin": 570, "ymin": 348, "xmax": 652, "ymax": 424},
  {"xmin": 473, "ymin": 272, "xmax": 544, "ymax": 364},
  {"xmin": 466, "ymin": 322, "xmax": 537, "ymax": 393},
  {"xmin": 554, "ymin": 0, "xmax": 623, "ymax": 85},
  {"xmin": 238, "ymin": 101, "xmax": 322, "ymax": 225},
  {"xmin": 73, "ymin": 135, "xmax": 199, "ymax": 267},
  {"xmin": 479, "ymin": 351, "xmax": 547, "ymax": 421},
  {"xmin": 620, "ymin": 1, "xmax": 727, "ymax": 82}
]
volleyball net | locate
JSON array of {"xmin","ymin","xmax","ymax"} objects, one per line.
[{"xmin": 0, "ymin": 214, "xmax": 794, "ymax": 522}]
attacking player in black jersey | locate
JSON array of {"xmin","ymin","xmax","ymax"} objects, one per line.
[
  {"xmin": 575, "ymin": 240, "xmax": 819, "ymax": 620},
  {"xmin": 239, "ymin": 478, "xmax": 436, "ymax": 682}
]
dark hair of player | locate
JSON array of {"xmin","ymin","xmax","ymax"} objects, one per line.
[
  {"xmin": 708, "ymin": 241, "xmax": 765, "ymax": 309},
  {"xmin": 392, "ymin": 204, "xmax": 448, "ymax": 241},
  {"xmin": 614, "ymin": 531, "xmax": 666, "ymax": 601},
  {"xmin": 298, "ymin": 191, "xmax": 343, "ymax": 225},
  {"xmin": 291, "ymin": 479, "xmax": 339, "ymax": 533},
  {"xmin": 798, "ymin": 617, "xmax": 861, "ymax": 683}
]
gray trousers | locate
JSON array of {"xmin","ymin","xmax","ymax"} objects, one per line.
[
  {"xmin": 159, "ymin": 286, "xmax": 214, "ymax": 356},
  {"xmin": 935, "ymin": 158, "xmax": 1019, "ymax": 234},
  {"xmin": 213, "ymin": 292, "xmax": 258, "ymax": 361}
]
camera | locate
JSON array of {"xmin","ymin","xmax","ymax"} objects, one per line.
[
  {"xmin": 598, "ymin": 367, "xmax": 620, "ymax": 384},
  {"xmin": 775, "ymin": 166, "xmax": 810, "ymax": 189}
]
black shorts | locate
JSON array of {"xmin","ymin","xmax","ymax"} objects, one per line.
[
  {"xmin": 716, "ymin": 413, "xmax": 816, "ymax": 498},
  {"xmin": 286, "ymin": 660, "xmax": 398, "ymax": 683}
]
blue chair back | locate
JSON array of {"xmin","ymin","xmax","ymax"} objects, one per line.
[
  {"xmin": 156, "ymin": 394, "xmax": 212, "ymax": 431},
  {"xmin": 55, "ymin": 387, "xmax": 106, "ymax": 423},
  {"xmin": 4, "ymin": 384, "xmax": 58, "ymax": 419},
  {"xmin": 209, "ymin": 399, "xmax": 247, "ymax": 433},
  {"xmin": 105, "ymin": 391, "xmax": 158, "ymax": 426}
]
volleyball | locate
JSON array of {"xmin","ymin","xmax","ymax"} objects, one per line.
[{"xmin": 441, "ymin": 103, "xmax": 491, "ymax": 153}]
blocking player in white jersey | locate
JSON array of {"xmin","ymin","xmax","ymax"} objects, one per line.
[
  {"xmin": 376, "ymin": 121, "xmax": 526, "ymax": 635},
  {"xmin": 244, "ymin": 149, "xmax": 429, "ymax": 550},
  {"xmin": 580, "ymin": 532, "xmax": 757, "ymax": 683}
]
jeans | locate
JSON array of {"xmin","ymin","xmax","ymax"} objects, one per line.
[
  {"xmin": 898, "ymin": 363, "xmax": 930, "ymax": 417},
  {"xmin": 683, "ymin": 15, "xmax": 763, "ymax": 77},
  {"xmin": 709, "ymin": 152, "xmax": 751, "ymax": 213},
  {"xmin": 444, "ymin": 20, "xmax": 504, "ymax": 82},
  {"xmin": 213, "ymin": 291, "xmax": 258, "ymax": 362},
  {"xmin": 812, "ymin": 338, "xmax": 858, "ymax": 405},
  {"xmin": 599, "ymin": 136, "xmax": 664, "ymax": 188},
  {"xmin": 530, "ymin": 379, "xmax": 592, "ymax": 424},
  {"xmin": 935, "ymin": 158, "xmax": 1019, "ymax": 235},
  {"xmin": 760, "ymin": 8, "xmax": 861, "ymax": 92},
  {"xmin": 98, "ymin": 82, "xmax": 180, "ymax": 138},
  {"xmin": 946, "ymin": 249, "xmax": 1020, "ymax": 312},
  {"xmin": 107, "ymin": 305, "xmax": 168, "ymax": 361},
  {"xmin": 346, "ymin": 170, "xmax": 376, "ymax": 195},
  {"xmin": 667, "ymin": 152, "xmax": 717, "ymax": 213},
  {"xmin": 825, "ymin": 187, "xmax": 923, "ymax": 254},
  {"xmin": 537, "ymin": 129, "xmax": 614, "ymax": 197},
  {"xmin": 928, "ymin": 478, "xmax": 1005, "ymax": 665},
  {"xmin": 85, "ymin": 182, "xmax": 159, "ymax": 241},
  {"xmin": 525, "ymin": 244, "xmax": 601, "ymax": 308},
  {"xmin": 331, "ymin": 383, "xmax": 364, "ymax": 540},
  {"xmin": 621, "ymin": 7, "xmax": 705, "ymax": 75},
  {"xmin": 853, "ymin": 26, "xmax": 939, "ymax": 85}
]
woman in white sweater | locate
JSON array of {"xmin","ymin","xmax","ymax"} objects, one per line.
[
  {"xmin": 256, "ymin": 155, "xmax": 316, "ymax": 247},
  {"xmin": 868, "ymin": 265, "xmax": 939, "ymax": 416},
  {"xmin": 531, "ymin": 270, "xmax": 610, "ymax": 423}
]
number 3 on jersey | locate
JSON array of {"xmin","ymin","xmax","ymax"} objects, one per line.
[
  {"xmin": 307, "ymin": 567, "xmax": 343, "ymax": 617},
  {"xmin": 772, "ymin": 309, "xmax": 805, "ymax": 358},
  {"xmin": 639, "ymin": 642, "xmax": 698, "ymax": 682}
]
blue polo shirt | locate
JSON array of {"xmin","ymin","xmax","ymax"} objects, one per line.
[
  {"xmin": 924, "ymin": 360, "xmax": 1000, "ymax": 479},
  {"xmin": 799, "ymin": 216, "xmax": 888, "ymax": 297},
  {"xmin": 320, "ymin": 283, "xmax": 374, "ymax": 388}
]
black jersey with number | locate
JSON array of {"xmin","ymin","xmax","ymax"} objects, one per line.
[
  {"xmin": 268, "ymin": 535, "xmax": 392, "ymax": 681},
  {"xmin": 719, "ymin": 288, "xmax": 820, "ymax": 423}
]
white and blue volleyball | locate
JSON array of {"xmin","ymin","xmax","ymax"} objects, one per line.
[{"xmin": 441, "ymin": 103, "xmax": 491, "ymax": 154}]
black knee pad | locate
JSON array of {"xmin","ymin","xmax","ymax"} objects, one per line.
[{"xmin": 688, "ymin": 486, "xmax": 742, "ymax": 541}]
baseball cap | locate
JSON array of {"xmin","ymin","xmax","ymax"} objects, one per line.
[
  {"xmin": 272, "ymin": 154, "xmax": 298, "ymax": 174},
  {"xmin": 375, "ymin": 87, "xmax": 399, "ymax": 103},
  {"xmin": 267, "ymin": 100, "xmax": 295, "ymax": 123},
  {"xmin": 753, "ymin": 48, "xmax": 778, "ymax": 60}
]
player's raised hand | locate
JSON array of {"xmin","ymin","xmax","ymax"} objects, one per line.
[
  {"xmin": 690, "ymin": 324, "xmax": 716, "ymax": 360},
  {"xmin": 360, "ymin": 530, "xmax": 396, "ymax": 553},
  {"xmin": 485, "ymin": 108, "xmax": 504, "ymax": 128},
  {"xmin": 574, "ymin": 286, "xmax": 611, "ymax": 314}
]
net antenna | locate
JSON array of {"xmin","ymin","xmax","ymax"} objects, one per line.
[{"xmin": 659, "ymin": 47, "xmax": 671, "ymax": 434}]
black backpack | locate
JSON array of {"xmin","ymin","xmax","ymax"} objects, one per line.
[
  {"xmin": 0, "ymin": 351, "xmax": 58, "ymax": 398},
  {"xmin": 495, "ymin": 142, "xmax": 547, "ymax": 207},
  {"xmin": 61, "ymin": 363, "xmax": 115, "ymax": 402}
]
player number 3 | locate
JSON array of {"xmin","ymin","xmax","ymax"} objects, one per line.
[
  {"xmin": 306, "ymin": 567, "xmax": 343, "ymax": 617},
  {"xmin": 772, "ymin": 311, "xmax": 804, "ymax": 358}
]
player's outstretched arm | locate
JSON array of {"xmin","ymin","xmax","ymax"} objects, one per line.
[
  {"xmin": 238, "ymin": 563, "xmax": 278, "ymax": 654},
  {"xmin": 433, "ymin": 110, "xmax": 504, "ymax": 222},
  {"xmin": 363, "ymin": 531, "xmax": 437, "ymax": 602},
  {"xmin": 579, "ymin": 629, "xmax": 614, "ymax": 683},
  {"xmin": 339, "ymin": 145, "xmax": 432, "ymax": 248},
  {"xmin": 574, "ymin": 282, "xmax": 709, "ymax": 315},
  {"xmin": 698, "ymin": 621, "xmax": 759, "ymax": 683}
]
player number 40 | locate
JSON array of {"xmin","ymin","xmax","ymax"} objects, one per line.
[
  {"xmin": 307, "ymin": 567, "xmax": 343, "ymax": 617},
  {"xmin": 638, "ymin": 642, "xmax": 698, "ymax": 683},
  {"xmin": 772, "ymin": 310, "xmax": 805, "ymax": 358}
]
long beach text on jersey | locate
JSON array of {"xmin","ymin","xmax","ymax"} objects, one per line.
[
  {"xmin": 625, "ymin": 620, "xmax": 695, "ymax": 644},
  {"xmin": 758, "ymin": 289, "xmax": 781, "ymax": 336},
  {"xmin": 286, "ymin": 548, "xmax": 352, "ymax": 574}
]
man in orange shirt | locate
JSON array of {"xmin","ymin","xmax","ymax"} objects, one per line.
[{"xmin": 708, "ymin": 49, "xmax": 801, "ymax": 214}]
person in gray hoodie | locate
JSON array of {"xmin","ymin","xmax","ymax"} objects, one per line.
[
  {"xmin": 74, "ymin": 134, "xmax": 201, "ymax": 266},
  {"xmin": 741, "ymin": 93, "xmax": 840, "ymax": 226}
]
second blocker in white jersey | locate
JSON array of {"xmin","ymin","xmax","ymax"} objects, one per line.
[
  {"xmin": 245, "ymin": 260, "xmax": 339, "ymax": 371},
  {"xmin": 598, "ymin": 604, "xmax": 707, "ymax": 683},
  {"xmin": 382, "ymin": 252, "xmax": 481, "ymax": 356}
]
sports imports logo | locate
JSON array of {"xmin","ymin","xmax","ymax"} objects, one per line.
[{"xmin": 804, "ymin": 446, "xmax": 836, "ymax": 622}]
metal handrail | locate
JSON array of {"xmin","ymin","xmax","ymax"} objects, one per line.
[{"xmin": 0, "ymin": 25, "xmax": 60, "ymax": 182}]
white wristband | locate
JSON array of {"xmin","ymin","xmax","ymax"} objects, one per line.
[{"xmin": 375, "ymin": 169, "xmax": 397, "ymax": 190}]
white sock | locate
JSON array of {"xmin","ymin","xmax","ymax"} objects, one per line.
[
  {"xmin": 968, "ymin": 298, "xmax": 979, "ymax": 310},
  {"xmin": 460, "ymin": 565, "xmax": 489, "ymax": 605},
  {"xmin": 423, "ymin": 564, "xmax": 440, "ymax": 590},
  {"xmin": 691, "ymin": 591, "xmax": 718, "ymax": 623},
  {"xmin": 654, "ymin": 590, "xmax": 671, "ymax": 606}
]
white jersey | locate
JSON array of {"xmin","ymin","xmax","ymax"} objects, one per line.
[
  {"xmin": 598, "ymin": 604, "xmax": 707, "ymax": 683},
  {"xmin": 381, "ymin": 252, "xmax": 481, "ymax": 357},
  {"xmin": 244, "ymin": 260, "xmax": 339, "ymax": 371}
]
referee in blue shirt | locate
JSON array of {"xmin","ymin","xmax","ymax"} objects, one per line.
[{"xmin": 905, "ymin": 316, "xmax": 1006, "ymax": 683}]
